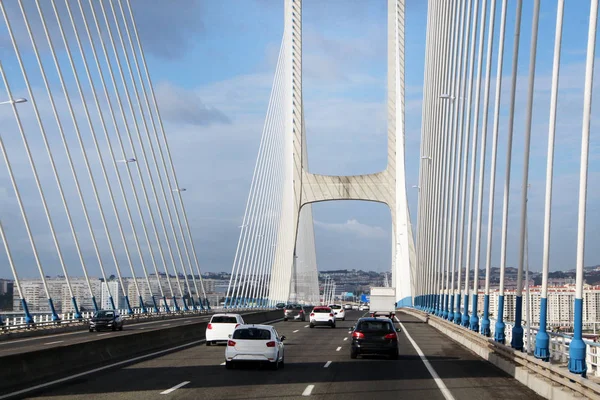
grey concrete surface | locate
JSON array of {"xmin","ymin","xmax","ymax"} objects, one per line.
[{"xmin": 5, "ymin": 310, "xmax": 543, "ymax": 400}]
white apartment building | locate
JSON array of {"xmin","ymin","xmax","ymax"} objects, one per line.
[
  {"xmin": 61, "ymin": 279, "xmax": 102, "ymax": 313},
  {"xmin": 13, "ymin": 278, "xmax": 64, "ymax": 313},
  {"xmin": 101, "ymin": 281, "xmax": 125, "ymax": 310}
]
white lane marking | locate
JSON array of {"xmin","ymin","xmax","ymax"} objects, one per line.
[
  {"xmin": 160, "ymin": 381, "xmax": 190, "ymax": 395},
  {"xmin": 343, "ymin": 337, "xmax": 348, "ymax": 341},
  {"xmin": 302, "ymin": 384, "xmax": 315, "ymax": 396},
  {"xmin": 97, "ymin": 333, "xmax": 110, "ymax": 337},
  {"xmin": 335, "ymin": 346, "xmax": 341, "ymax": 352},
  {"xmin": 304, "ymin": 325, "xmax": 309, "ymax": 328},
  {"xmin": 184, "ymin": 320, "xmax": 193, "ymax": 324},
  {"xmin": 0, "ymin": 339, "xmax": 206, "ymax": 400},
  {"xmin": 161, "ymin": 324, "xmax": 171, "ymax": 327},
  {"xmin": 324, "ymin": 361, "xmax": 332, "ymax": 368},
  {"xmin": 0, "ymin": 315, "xmax": 284, "ymax": 400},
  {"xmin": 293, "ymin": 329, "xmax": 299, "ymax": 333},
  {"xmin": 44, "ymin": 341, "xmax": 64, "ymax": 345},
  {"xmin": 220, "ymin": 362, "xmax": 226, "ymax": 365},
  {"xmin": 396, "ymin": 318, "xmax": 455, "ymax": 400},
  {"xmin": 139, "ymin": 327, "xmax": 146, "ymax": 330}
]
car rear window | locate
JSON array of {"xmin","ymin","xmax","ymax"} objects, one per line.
[
  {"xmin": 329, "ymin": 305, "xmax": 342, "ymax": 309},
  {"xmin": 357, "ymin": 320, "xmax": 394, "ymax": 332},
  {"xmin": 211, "ymin": 316, "xmax": 237, "ymax": 323},
  {"xmin": 293, "ymin": 305, "xmax": 303, "ymax": 310},
  {"xmin": 232, "ymin": 328, "xmax": 272, "ymax": 340},
  {"xmin": 313, "ymin": 308, "xmax": 331, "ymax": 313}
]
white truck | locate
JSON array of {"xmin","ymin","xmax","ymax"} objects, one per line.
[{"xmin": 369, "ymin": 287, "xmax": 397, "ymax": 319}]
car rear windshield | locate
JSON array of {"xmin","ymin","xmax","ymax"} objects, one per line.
[
  {"xmin": 95, "ymin": 311, "xmax": 114, "ymax": 318},
  {"xmin": 232, "ymin": 328, "xmax": 272, "ymax": 340},
  {"xmin": 313, "ymin": 308, "xmax": 331, "ymax": 313},
  {"xmin": 211, "ymin": 316, "xmax": 237, "ymax": 323},
  {"xmin": 357, "ymin": 320, "xmax": 394, "ymax": 332},
  {"xmin": 329, "ymin": 305, "xmax": 342, "ymax": 309}
]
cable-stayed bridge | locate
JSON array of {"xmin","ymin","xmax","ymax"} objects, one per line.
[{"xmin": 0, "ymin": 0, "xmax": 600, "ymax": 399}]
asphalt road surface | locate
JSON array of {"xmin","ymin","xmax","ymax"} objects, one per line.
[{"xmin": 10, "ymin": 310, "xmax": 542, "ymax": 400}]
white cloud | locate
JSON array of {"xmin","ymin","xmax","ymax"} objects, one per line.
[{"xmin": 314, "ymin": 219, "xmax": 387, "ymax": 239}]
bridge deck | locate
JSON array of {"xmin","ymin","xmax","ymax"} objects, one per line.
[{"xmin": 13, "ymin": 310, "xmax": 541, "ymax": 400}]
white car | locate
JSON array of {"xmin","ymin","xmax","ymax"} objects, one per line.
[
  {"xmin": 328, "ymin": 304, "xmax": 345, "ymax": 321},
  {"xmin": 344, "ymin": 304, "xmax": 353, "ymax": 310},
  {"xmin": 206, "ymin": 313, "xmax": 245, "ymax": 345},
  {"xmin": 309, "ymin": 306, "xmax": 336, "ymax": 328},
  {"xmin": 225, "ymin": 324, "xmax": 285, "ymax": 370},
  {"xmin": 359, "ymin": 304, "xmax": 370, "ymax": 311},
  {"xmin": 352, "ymin": 304, "xmax": 359, "ymax": 310}
]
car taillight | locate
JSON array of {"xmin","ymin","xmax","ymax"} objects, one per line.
[
  {"xmin": 266, "ymin": 341, "xmax": 276, "ymax": 347},
  {"xmin": 227, "ymin": 340, "xmax": 236, "ymax": 346},
  {"xmin": 352, "ymin": 331, "xmax": 365, "ymax": 339},
  {"xmin": 310, "ymin": 313, "xmax": 315, "ymax": 317},
  {"xmin": 235, "ymin": 324, "xmax": 240, "ymax": 328},
  {"xmin": 384, "ymin": 333, "xmax": 398, "ymax": 340},
  {"xmin": 207, "ymin": 323, "xmax": 212, "ymax": 330},
  {"xmin": 329, "ymin": 313, "xmax": 334, "ymax": 317}
]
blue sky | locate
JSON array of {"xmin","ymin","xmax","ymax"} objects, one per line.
[{"xmin": 0, "ymin": 0, "xmax": 599, "ymax": 282}]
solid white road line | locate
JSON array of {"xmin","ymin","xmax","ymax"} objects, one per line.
[
  {"xmin": 0, "ymin": 339, "xmax": 206, "ymax": 400},
  {"xmin": 324, "ymin": 361, "xmax": 332, "ymax": 368},
  {"xmin": 335, "ymin": 346, "xmax": 341, "ymax": 352},
  {"xmin": 44, "ymin": 341, "xmax": 64, "ymax": 345},
  {"xmin": 160, "ymin": 381, "xmax": 190, "ymax": 394},
  {"xmin": 396, "ymin": 318, "xmax": 455, "ymax": 400},
  {"xmin": 302, "ymin": 384, "xmax": 315, "ymax": 396},
  {"xmin": 97, "ymin": 333, "xmax": 110, "ymax": 337},
  {"xmin": 293, "ymin": 330, "xmax": 299, "ymax": 333},
  {"xmin": 161, "ymin": 324, "xmax": 171, "ymax": 327}
]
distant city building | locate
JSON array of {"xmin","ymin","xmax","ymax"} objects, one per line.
[
  {"xmin": 101, "ymin": 281, "xmax": 125, "ymax": 310},
  {"xmin": 0, "ymin": 279, "xmax": 13, "ymax": 295},
  {"xmin": 61, "ymin": 279, "xmax": 102, "ymax": 313}
]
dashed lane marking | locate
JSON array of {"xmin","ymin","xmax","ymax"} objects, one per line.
[
  {"xmin": 324, "ymin": 361, "xmax": 332, "ymax": 368},
  {"xmin": 161, "ymin": 324, "xmax": 171, "ymax": 327},
  {"xmin": 220, "ymin": 362, "xmax": 226, "ymax": 365},
  {"xmin": 160, "ymin": 381, "xmax": 190, "ymax": 395},
  {"xmin": 304, "ymin": 325, "xmax": 309, "ymax": 328},
  {"xmin": 44, "ymin": 341, "xmax": 64, "ymax": 345},
  {"xmin": 336, "ymin": 346, "xmax": 341, "ymax": 351},
  {"xmin": 302, "ymin": 384, "xmax": 315, "ymax": 396},
  {"xmin": 343, "ymin": 337, "xmax": 348, "ymax": 341},
  {"xmin": 293, "ymin": 330, "xmax": 299, "ymax": 333}
]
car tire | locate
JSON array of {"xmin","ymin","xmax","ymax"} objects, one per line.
[
  {"xmin": 119, "ymin": 325, "xmax": 123, "ymax": 331},
  {"xmin": 206, "ymin": 341, "xmax": 212, "ymax": 346},
  {"xmin": 271, "ymin": 355, "xmax": 280, "ymax": 370},
  {"xmin": 225, "ymin": 361, "xmax": 233, "ymax": 370},
  {"xmin": 309, "ymin": 323, "xmax": 314, "ymax": 328},
  {"xmin": 350, "ymin": 349, "xmax": 358, "ymax": 359},
  {"xmin": 284, "ymin": 318, "xmax": 288, "ymax": 322},
  {"xmin": 281, "ymin": 355, "xmax": 285, "ymax": 368},
  {"xmin": 112, "ymin": 325, "xmax": 116, "ymax": 331},
  {"xmin": 342, "ymin": 317, "xmax": 345, "ymax": 321},
  {"xmin": 331, "ymin": 324, "xmax": 336, "ymax": 329},
  {"xmin": 89, "ymin": 329, "xmax": 94, "ymax": 333}
]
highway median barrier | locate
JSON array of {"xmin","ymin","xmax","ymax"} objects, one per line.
[{"xmin": 0, "ymin": 309, "xmax": 281, "ymax": 394}]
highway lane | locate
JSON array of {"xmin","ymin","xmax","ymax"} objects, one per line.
[
  {"xmin": 16, "ymin": 310, "xmax": 542, "ymax": 400},
  {"xmin": 0, "ymin": 312, "xmax": 220, "ymax": 357}
]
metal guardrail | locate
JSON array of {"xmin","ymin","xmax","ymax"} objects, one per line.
[
  {"xmin": 403, "ymin": 308, "xmax": 600, "ymax": 400},
  {"xmin": 1, "ymin": 306, "xmax": 275, "ymax": 334}
]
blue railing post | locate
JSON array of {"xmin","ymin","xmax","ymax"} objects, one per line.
[
  {"xmin": 206, "ymin": 298, "xmax": 211, "ymax": 310},
  {"xmin": 139, "ymin": 296, "xmax": 147, "ymax": 314},
  {"xmin": 91, "ymin": 295, "xmax": 99, "ymax": 312},
  {"xmin": 480, "ymin": 293, "xmax": 490, "ymax": 336},
  {"xmin": 511, "ymin": 295, "xmax": 524, "ymax": 350},
  {"xmin": 469, "ymin": 292, "xmax": 479, "ymax": 332},
  {"xmin": 568, "ymin": 298, "xmax": 587, "ymax": 377},
  {"xmin": 494, "ymin": 294, "xmax": 505, "ymax": 343},
  {"xmin": 22, "ymin": 298, "xmax": 34, "ymax": 325},
  {"xmin": 109, "ymin": 296, "xmax": 116, "ymax": 310},
  {"xmin": 448, "ymin": 294, "xmax": 454, "ymax": 320},
  {"xmin": 48, "ymin": 298, "xmax": 60, "ymax": 321},
  {"xmin": 453, "ymin": 293, "xmax": 461, "ymax": 324},
  {"xmin": 182, "ymin": 297, "xmax": 190, "ymax": 312},
  {"xmin": 124, "ymin": 295, "xmax": 134, "ymax": 315},
  {"xmin": 162, "ymin": 296, "xmax": 171, "ymax": 313},
  {"xmin": 461, "ymin": 294, "xmax": 469, "ymax": 327},
  {"xmin": 534, "ymin": 297, "xmax": 549, "ymax": 361},
  {"xmin": 71, "ymin": 297, "xmax": 82, "ymax": 319},
  {"xmin": 173, "ymin": 296, "xmax": 181, "ymax": 312},
  {"xmin": 151, "ymin": 295, "xmax": 159, "ymax": 313}
]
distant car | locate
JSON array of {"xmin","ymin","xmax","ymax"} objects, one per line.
[
  {"xmin": 89, "ymin": 310, "xmax": 123, "ymax": 332},
  {"xmin": 309, "ymin": 306, "xmax": 335, "ymax": 328},
  {"xmin": 328, "ymin": 304, "xmax": 345, "ymax": 321},
  {"xmin": 225, "ymin": 324, "xmax": 285, "ymax": 370},
  {"xmin": 352, "ymin": 305, "xmax": 359, "ymax": 310},
  {"xmin": 344, "ymin": 304, "xmax": 353, "ymax": 310},
  {"xmin": 284, "ymin": 304, "xmax": 306, "ymax": 321},
  {"xmin": 206, "ymin": 313, "xmax": 245, "ymax": 345},
  {"xmin": 359, "ymin": 304, "xmax": 370, "ymax": 311},
  {"xmin": 350, "ymin": 317, "xmax": 400, "ymax": 359},
  {"xmin": 275, "ymin": 303, "xmax": 286, "ymax": 310}
]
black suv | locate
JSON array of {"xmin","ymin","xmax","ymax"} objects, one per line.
[
  {"xmin": 349, "ymin": 317, "xmax": 400, "ymax": 359},
  {"xmin": 89, "ymin": 310, "xmax": 124, "ymax": 332}
]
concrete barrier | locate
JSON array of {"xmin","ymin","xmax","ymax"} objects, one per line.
[
  {"xmin": 401, "ymin": 308, "xmax": 600, "ymax": 400},
  {"xmin": 0, "ymin": 309, "xmax": 282, "ymax": 393}
]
